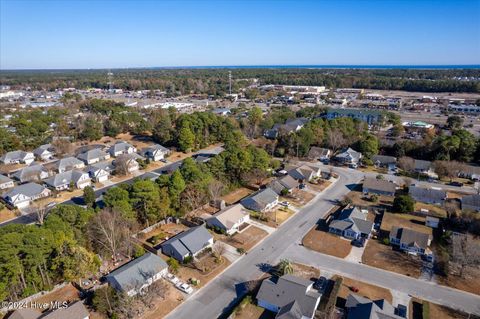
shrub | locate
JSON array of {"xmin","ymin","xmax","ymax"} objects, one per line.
[
  {"xmin": 183, "ymin": 255, "xmax": 193, "ymax": 264},
  {"xmin": 237, "ymin": 247, "xmax": 246, "ymax": 254},
  {"xmin": 167, "ymin": 257, "xmax": 180, "ymax": 273},
  {"xmin": 393, "ymin": 194, "xmax": 415, "ymax": 213},
  {"xmin": 382, "ymin": 238, "xmax": 390, "ymax": 245}
]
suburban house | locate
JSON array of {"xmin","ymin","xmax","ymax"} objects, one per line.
[
  {"xmin": 287, "ymin": 164, "xmax": 321, "ymax": 182},
  {"xmin": 109, "ymin": 141, "xmax": 137, "ymax": 157},
  {"xmin": 308, "ymin": 147, "xmax": 331, "ymax": 161},
  {"xmin": 44, "ymin": 170, "xmax": 91, "ymax": 191},
  {"xmin": 141, "ymin": 144, "xmax": 170, "ymax": 161},
  {"xmin": 345, "ymin": 294, "xmax": 403, "ymax": 319},
  {"xmin": 458, "ymin": 164, "xmax": 480, "ymax": 181},
  {"xmin": 389, "ymin": 226, "xmax": 432, "ymax": 257},
  {"xmin": 372, "ymin": 155, "xmax": 397, "ymax": 170},
  {"xmin": 13, "ymin": 164, "xmax": 50, "ymax": 183},
  {"xmin": 206, "ymin": 204, "xmax": 250, "ymax": 235},
  {"xmin": 77, "ymin": 148, "xmax": 110, "ymax": 165},
  {"xmin": 264, "ymin": 128, "xmax": 279, "ymax": 140},
  {"xmin": 33, "ymin": 144, "xmax": 55, "ymax": 161},
  {"xmin": 160, "ymin": 226, "xmax": 214, "ymax": 262},
  {"xmin": 55, "ymin": 157, "xmax": 85, "ymax": 173},
  {"xmin": 106, "ymin": 252, "xmax": 168, "ymax": 297},
  {"xmin": 362, "ymin": 178, "xmax": 396, "ymax": 197},
  {"xmin": 256, "ymin": 274, "xmax": 321, "ymax": 319},
  {"xmin": 1, "ymin": 182, "xmax": 51, "ymax": 208},
  {"xmin": 87, "ymin": 162, "xmax": 113, "ymax": 183},
  {"xmin": 0, "ymin": 174, "xmax": 14, "ymax": 189},
  {"xmin": 240, "ymin": 188, "xmax": 279, "ymax": 212},
  {"xmin": 114, "ymin": 153, "xmax": 140, "ymax": 173},
  {"xmin": 211, "ymin": 108, "xmax": 232, "ymax": 116},
  {"xmin": 8, "ymin": 300, "xmax": 90, "ymax": 319},
  {"xmin": 329, "ymin": 206, "xmax": 374, "ymax": 240},
  {"xmin": 413, "ymin": 160, "xmax": 435, "ymax": 176},
  {"xmin": 269, "ymin": 175, "xmax": 299, "ymax": 195},
  {"xmin": 335, "ymin": 148, "xmax": 362, "ymax": 165},
  {"xmin": 264, "ymin": 118, "xmax": 309, "ymax": 139},
  {"xmin": 409, "ymin": 185, "xmax": 446, "ymax": 205},
  {"xmin": 0, "ymin": 150, "xmax": 35, "ymax": 165},
  {"xmin": 461, "ymin": 194, "xmax": 480, "ymax": 212}
]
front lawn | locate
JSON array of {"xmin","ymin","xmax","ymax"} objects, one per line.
[{"xmin": 302, "ymin": 226, "xmax": 352, "ymax": 258}]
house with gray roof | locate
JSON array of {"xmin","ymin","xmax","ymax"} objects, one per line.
[
  {"xmin": 106, "ymin": 252, "xmax": 168, "ymax": 297},
  {"xmin": 55, "ymin": 157, "xmax": 85, "ymax": 173},
  {"xmin": 458, "ymin": 164, "xmax": 480, "ymax": 181},
  {"xmin": 414, "ymin": 160, "xmax": 436, "ymax": 177},
  {"xmin": 0, "ymin": 174, "xmax": 14, "ymax": 190},
  {"xmin": 329, "ymin": 206, "xmax": 373, "ymax": 240},
  {"xmin": 109, "ymin": 141, "xmax": 136, "ymax": 157},
  {"xmin": 206, "ymin": 204, "xmax": 250, "ymax": 235},
  {"xmin": 2, "ymin": 182, "xmax": 51, "ymax": 208},
  {"xmin": 113, "ymin": 153, "xmax": 141, "ymax": 174},
  {"xmin": 77, "ymin": 148, "xmax": 110, "ymax": 165},
  {"xmin": 13, "ymin": 164, "xmax": 50, "ymax": 184},
  {"xmin": 256, "ymin": 274, "xmax": 321, "ymax": 319},
  {"xmin": 269, "ymin": 175, "xmax": 299, "ymax": 195},
  {"xmin": 264, "ymin": 118, "xmax": 309, "ymax": 139},
  {"xmin": 461, "ymin": 194, "xmax": 480, "ymax": 212},
  {"xmin": 287, "ymin": 164, "xmax": 321, "ymax": 182},
  {"xmin": 87, "ymin": 162, "xmax": 113, "ymax": 183},
  {"xmin": 308, "ymin": 147, "xmax": 331, "ymax": 161},
  {"xmin": 240, "ymin": 187, "xmax": 279, "ymax": 212},
  {"xmin": 409, "ymin": 185, "xmax": 446, "ymax": 205},
  {"xmin": 335, "ymin": 148, "xmax": 362, "ymax": 165},
  {"xmin": 140, "ymin": 144, "xmax": 170, "ymax": 162},
  {"xmin": 44, "ymin": 170, "xmax": 91, "ymax": 191},
  {"xmin": 33, "ymin": 144, "xmax": 55, "ymax": 161},
  {"xmin": 0, "ymin": 150, "xmax": 35, "ymax": 165},
  {"xmin": 160, "ymin": 226, "xmax": 214, "ymax": 262},
  {"xmin": 372, "ymin": 155, "xmax": 397, "ymax": 169},
  {"xmin": 8, "ymin": 300, "xmax": 89, "ymax": 319},
  {"xmin": 389, "ymin": 226, "xmax": 432, "ymax": 257},
  {"xmin": 362, "ymin": 178, "xmax": 396, "ymax": 197},
  {"xmin": 345, "ymin": 293, "xmax": 403, "ymax": 319}
]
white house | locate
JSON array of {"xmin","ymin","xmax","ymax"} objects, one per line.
[
  {"xmin": 33, "ymin": 144, "xmax": 55, "ymax": 161},
  {"xmin": 44, "ymin": 170, "xmax": 91, "ymax": 191},
  {"xmin": 0, "ymin": 150, "xmax": 35, "ymax": 165},
  {"xmin": 87, "ymin": 162, "xmax": 113, "ymax": 183},
  {"xmin": 2, "ymin": 182, "xmax": 51, "ymax": 208},
  {"xmin": 141, "ymin": 144, "xmax": 170, "ymax": 162},
  {"xmin": 55, "ymin": 157, "xmax": 85, "ymax": 173},
  {"xmin": 77, "ymin": 148, "xmax": 110, "ymax": 165},
  {"xmin": 389, "ymin": 226, "xmax": 432, "ymax": 259},
  {"xmin": 109, "ymin": 141, "xmax": 136, "ymax": 157},
  {"xmin": 206, "ymin": 204, "xmax": 250, "ymax": 235},
  {"xmin": 0, "ymin": 174, "xmax": 14, "ymax": 190}
]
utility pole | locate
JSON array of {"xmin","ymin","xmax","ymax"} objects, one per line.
[
  {"xmin": 228, "ymin": 71, "xmax": 232, "ymax": 95},
  {"xmin": 107, "ymin": 70, "xmax": 114, "ymax": 94}
]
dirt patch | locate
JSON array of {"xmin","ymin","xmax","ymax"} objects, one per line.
[
  {"xmin": 380, "ymin": 212, "xmax": 432, "ymax": 236},
  {"xmin": 260, "ymin": 207, "xmax": 294, "ymax": 228},
  {"xmin": 0, "ymin": 207, "xmax": 17, "ymax": 223},
  {"xmin": 437, "ymin": 267, "xmax": 480, "ymax": 295},
  {"xmin": 138, "ymin": 223, "xmax": 189, "ymax": 247},
  {"xmin": 302, "ymin": 227, "xmax": 352, "ymax": 258},
  {"xmin": 308, "ymin": 180, "xmax": 332, "ymax": 192},
  {"xmin": 286, "ymin": 189, "xmax": 315, "ymax": 206},
  {"xmin": 414, "ymin": 202, "xmax": 447, "ymax": 218},
  {"xmin": 176, "ymin": 257, "xmax": 231, "ymax": 289},
  {"xmin": 233, "ymin": 300, "xmax": 275, "ymax": 319},
  {"xmin": 292, "ymin": 262, "xmax": 320, "ymax": 281},
  {"xmin": 427, "ymin": 302, "xmax": 470, "ymax": 319},
  {"xmin": 215, "ymin": 225, "xmax": 268, "ymax": 251},
  {"xmin": 222, "ymin": 187, "xmax": 254, "ymax": 205},
  {"xmin": 335, "ymin": 275, "xmax": 393, "ymax": 304},
  {"xmin": 143, "ymin": 283, "xmax": 185, "ymax": 319},
  {"xmin": 346, "ymin": 190, "xmax": 394, "ymax": 210},
  {"xmin": 34, "ymin": 283, "xmax": 80, "ymax": 305},
  {"xmin": 362, "ymin": 239, "xmax": 422, "ymax": 278}
]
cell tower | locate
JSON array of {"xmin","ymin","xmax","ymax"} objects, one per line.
[
  {"xmin": 228, "ymin": 71, "xmax": 232, "ymax": 95},
  {"xmin": 107, "ymin": 70, "xmax": 114, "ymax": 93}
]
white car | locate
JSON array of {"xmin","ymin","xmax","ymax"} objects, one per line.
[
  {"xmin": 176, "ymin": 282, "xmax": 194, "ymax": 294},
  {"xmin": 166, "ymin": 273, "xmax": 180, "ymax": 284},
  {"xmin": 280, "ymin": 201, "xmax": 290, "ymax": 207}
]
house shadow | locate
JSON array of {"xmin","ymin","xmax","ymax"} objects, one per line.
[
  {"xmin": 218, "ymin": 280, "xmax": 265, "ymax": 319},
  {"xmin": 69, "ymin": 196, "xmax": 85, "ymax": 205},
  {"xmin": 314, "ymin": 219, "xmax": 330, "ymax": 232},
  {"xmin": 410, "ymin": 219, "xmax": 425, "ymax": 226},
  {"xmin": 346, "ymin": 183, "xmax": 360, "ymax": 191}
]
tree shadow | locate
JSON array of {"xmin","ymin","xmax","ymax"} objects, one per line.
[{"xmin": 256, "ymin": 262, "xmax": 274, "ymax": 274}]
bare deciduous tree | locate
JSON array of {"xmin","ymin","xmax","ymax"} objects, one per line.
[
  {"xmin": 52, "ymin": 139, "xmax": 74, "ymax": 156},
  {"xmin": 33, "ymin": 204, "xmax": 48, "ymax": 225},
  {"xmin": 327, "ymin": 128, "xmax": 346, "ymax": 153},
  {"xmin": 115, "ymin": 155, "xmax": 133, "ymax": 176},
  {"xmin": 182, "ymin": 185, "xmax": 206, "ymax": 212},
  {"xmin": 398, "ymin": 156, "xmax": 415, "ymax": 172},
  {"xmin": 207, "ymin": 180, "xmax": 224, "ymax": 202},
  {"xmin": 433, "ymin": 160, "xmax": 465, "ymax": 182},
  {"xmin": 213, "ymin": 242, "xmax": 226, "ymax": 262},
  {"xmin": 88, "ymin": 209, "xmax": 134, "ymax": 263}
]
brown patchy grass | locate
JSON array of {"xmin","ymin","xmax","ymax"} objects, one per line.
[
  {"xmin": 215, "ymin": 225, "xmax": 268, "ymax": 251},
  {"xmin": 292, "ymin": 262, "xmax": 320, "ymax": 281},
  {"xmin": 414, "ymin": 202, "xmax": 448, "ymax": 218},
  {"xmin": 138, "ymin": 223, "xmax": 189, "ymax": 246},
  {"xmin": 380, "ymin": 212, "xmax": 432, "ymax": 236},
  {"xmin": 428, "ymin": 302, "xmax": 470, "ymax": 319},
  {"xmin": 143, "ymin": 283, "xmax": 185, "ymax": 319},
  {"xmin": 233, "ymin": 301, "xmax": 275, "ymax": 319},
  {"xmin": 308, "ymin": 180, "xmax": 332, "ymax": 192},
  {"xmin": 261, "ymin": 208, "xmax": 294, "ymax": 228},
  {"xmin": 302, "ymin": 227, "xmax": 352, "ymax": 258},
  {"xmin": 347, "ymin": 190, "xmax": 394, "ymax": 209},
  {"xmin": 437, "ymin": 266, "xmax": 480, "ymax": 295},
  {"xmin": 222, "ymin": 187, "xmax": 254, "ymax": 205},
  {"xmin": 176, "ymin": 257, "xmax": 231, "ymax": 289},
  {"xmin": 286, "ymin": 189, "xmax": 315, "ymax": 206},
  {"xmin": 0, "ymin": 207, "xmax": 17, "ymax": 223},
  {"xmin": 362, "ymin": 239, "xmax": 422, "ymax": 278},
  {"xmin": 335, "ymin": 275, "xmax": 393, "ymax": 304},
  {"xmin": 34, "ymin": 283, "xmax": 80, "ymax": 305}
]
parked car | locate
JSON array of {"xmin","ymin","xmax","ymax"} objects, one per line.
[
  {"xmin": 176, "ymin": 282, "xmax": 194, "ymax": 294},
  {"xmin": 351, "ymin": 238, "xmax": 366, "ymax": 247},
  {"xmin": 313, "ymin": 276, "xmax": 328, "ymax": 293},
  {"xmin": 299, "ymin": 183, "xmax": 306, "ymax": 189},
  {"xmin": 349, "ymin": 163, "xmax": 358, "ymax": 169},
  {"xmin": 448, "ymin": 181, "xmax": 464, "ymax": 187},
  {"xmin": 166, "ymin": 273, "xmax": 180, "ymax": 284},
  {"xmin": 279, "ymin": 201, "xmax": 290, "ymax": 207},
  {"xmin": 350, "ymin": 286, "xmax": 359, "ymax": 293}
]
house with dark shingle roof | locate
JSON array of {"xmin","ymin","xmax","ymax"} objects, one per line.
[
  {"xmin": 345, "ymin": 293, "xmax": 403, "ymax": 319},
  {"xmin": 106, "ymin": 252, "xmax": 168, "ymax": 297},
  {"xmin": 372, "ymin": 155, "xmax": 397, "ymax": 169},
  {"xmin": 335, "ymin": 148, "xmax": 362, "ymax": 165},
  {"xmin": 33, "ymin": 144, "xmax": 55, "ymax": 161},
  {"xmin": 409, "ymin": 185, "xmax": 446, "ymax": 205},
  {"xmin": 160, "ymin": 226, "xmax": 214, "ymax": 262},
  {"xmin": 269, "ymin": 175, "xmax": 299, "ymax": 195},
  {"xmin": 13, "ymin": 164, "xmax": 50, "ymax": 184},
  {"xmin": 329, "ymin": 206, "xmax": 373, "ymax": 240},
  {"xmin": 389, "ymin": 226, "xmax": 432, "ymax": 257},
  {"xmin": 77, "ymin": 148, "xmax": 110, "ymax": 165},
  {"xmin": 0, "ymin": 174, "xmax": 14, "ymax": 190},
  {"xmin": 44, "ymin": 170, "xmax": 91, "ymax": 191},
  {"xmin": 461, "ymin": 194, "xmax": 480, "ymax": 212},
  {"xmin": 308, "ymin": 147, "xmax": 331, "ymax": 161},
  {"xmin": 2, "ymin": 182, "xmax": 51, "ymax": 208},
  {"xmin": 140, "ymin": 144, "xmax": 170, "ymax": 162},
  {"xmin": 240, "ymin": 188, "xmax": 279, "ymax": 212},
  {"xmin": 362, "ymin": 178, "xmax": 397, "ymax": 197},
  {"xmin": 206, "ymin": 204, "xmax": 250, "ymax": 235},
  {"xmin": 256, "ymin": 274, "xmax": 321, "ymax": 319},
  {"xmin": 287, "ymin": 164, "xmax": 321, "ymax": 182}
]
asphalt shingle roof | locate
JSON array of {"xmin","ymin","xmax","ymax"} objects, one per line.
[{"xmin": 160, "ymin": 226, "xmax": 213, "ymax": 256}]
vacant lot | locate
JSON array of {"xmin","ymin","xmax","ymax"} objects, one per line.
[
  {"xmin": 177, "ymin": 256, "xmax": 231, "ymax": 289},
  {"xmin": 138, "ymin": 223, "xmax": 189, "ymax": 247},
  {"xmin": 335, "ymin": 275, "xmax": 393, "ymax": 304},
  {"xmin": 346, "ymin": 190, "xmax": 394, "ymax": 210},
  {"xmin": 303, "ymin": 226, "xmax": 352, "ymax": 258},
  {"xmin": 286, "ymin": 189, "xmax": 315, "ymax": 206},
  {"xmin": 414, "ymin": 202, "xmax": 448, "ymax": 218},
  {"xmin": 427, "ymin": 302, "xmax": 470, "ymax": 319},
  {"xmin": 0, "ymin": 207, "xmax": 17, "ymax": 223},
  {"xmin": 362, "ymin": 239, "xmax": 422, "ymax": 278},
  {"xmin": 144, "ymin": 282, "xmax": 184, "ymax": 319},
  {"xmin": 308, "ymin": 180, "xmax": 332, "ymax": 192},
  {"xmin": 214, "ymin": 225, "xmax": 268, "ymax": 251},
  {"xmin": 34, "ymin": 283, "xmax": 80, "ymax": 305},
  {"xmin": 437, "ymin": 267, "xmax": 480, "ymax": 295},
  {"xmin": 380, "ymin": 212, "xmax": 432, "ymax": 237},
  {"xmin": 222, "ymin": 187, "xmax": 254, "ymax": 204}
]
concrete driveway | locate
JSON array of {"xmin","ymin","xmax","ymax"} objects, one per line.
[{"xmin": 344, "ymin": 239, "xmax": 367, "ymax": 263}]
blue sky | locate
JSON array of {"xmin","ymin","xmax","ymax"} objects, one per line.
[{"xmin": 1, "ymin": 0, "xmax": 479, "ymax": 69}]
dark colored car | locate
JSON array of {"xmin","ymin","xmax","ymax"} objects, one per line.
[
  {"xmin": 313, "ymin": 276, "xmax": 328, "ymax": 292},
  {"xmin": 449, "ymin": 181, "xmax": 464, "ymax": 187},
  {"xmin": 351, "ymin": 238, "xmax": 366, "ymax": 247}
]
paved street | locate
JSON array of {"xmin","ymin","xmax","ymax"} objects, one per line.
[{"xmin": 166, "ymin": 167, "xmax": 480, "ymax": 319}]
